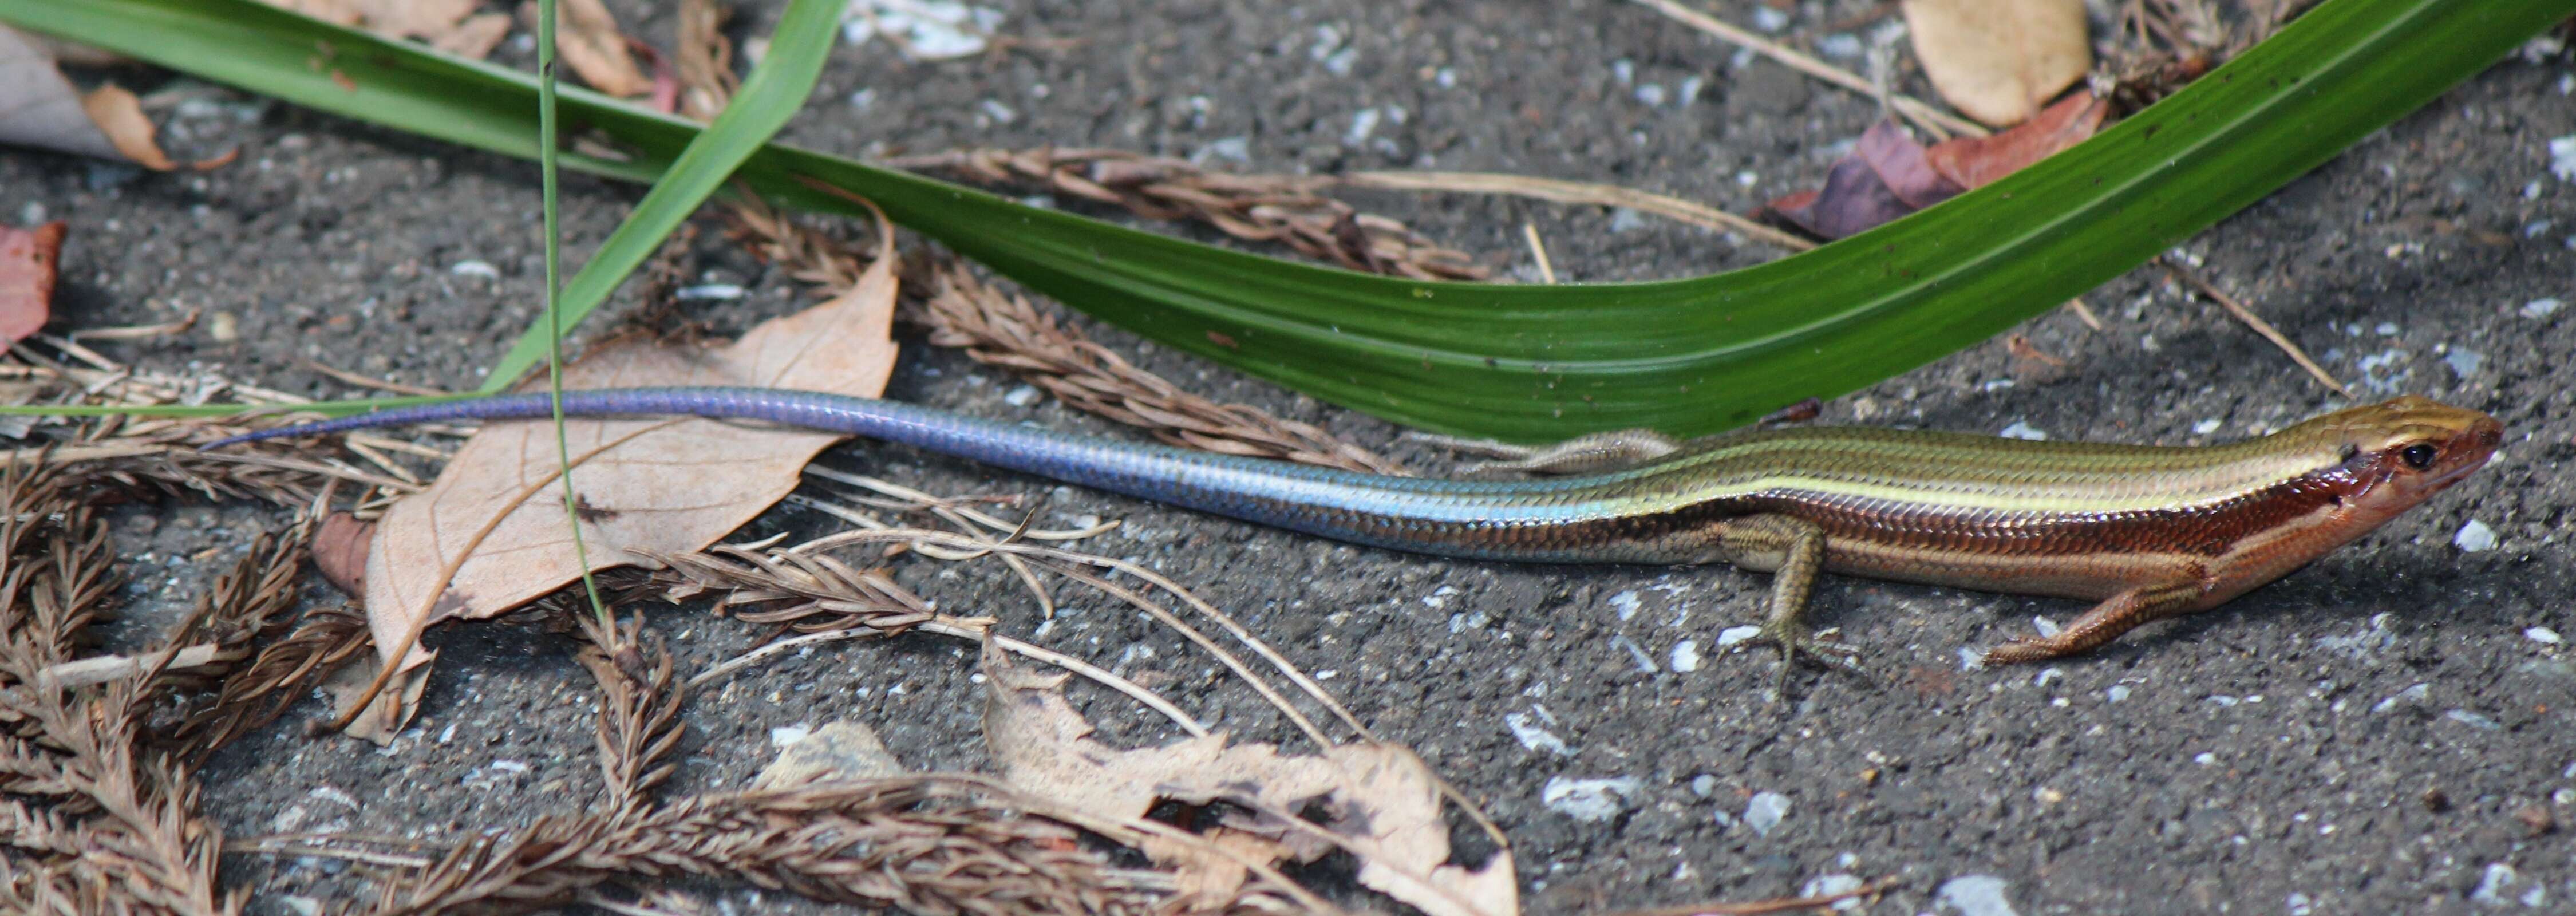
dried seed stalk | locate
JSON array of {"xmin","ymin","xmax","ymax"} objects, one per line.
[
  {"xmin": 726, "ymin": 202, "xmax": 1412, "ymax": 475},
  {"xmin": 165, "ymin": 606, "xmax": 368, "ymax": 763},
  {"xmin": 574, "ymin": 615, "xmax": 685, "ymax": 818},
  {"xmin": 374, "ymin": 777, "xmax": 1311, "ymax": 916},
  {"xmin": 886, "ymin": 147, "xmax": 1488, "ymax": 280},
  {"xmin": 0, "ymin": 460, "xmax": 240, "ymax": 916}
]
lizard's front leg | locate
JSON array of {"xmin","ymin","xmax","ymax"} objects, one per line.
[
  {"xmin": 1981, "ymin": 580, "xmax": 2206, "ymax": 665},
  {"xmin": 1714, "ymin": 514, "xmax": 1864, "ymax": 698}
]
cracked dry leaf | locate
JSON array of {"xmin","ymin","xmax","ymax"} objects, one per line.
[
  {"xmin": 980, "ymin": 642, "xmax": 1518, "ymax": 916},
  {"xmin": 355, "ymin": 232, "xmax": 899, "ymax": 724},
  {"xmin": 1901, "ymin": 0, "xmax": 2091, "ymax": 127}
]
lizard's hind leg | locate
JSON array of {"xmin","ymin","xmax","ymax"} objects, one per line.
[{"xmin": 1713, "ymin": 514, "xmax": 1866, "ymax": 700}]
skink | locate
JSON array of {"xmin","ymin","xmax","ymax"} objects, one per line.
[{"xmin": 210, "ymin": 388, "xmax": 2502, "ymax": 677}]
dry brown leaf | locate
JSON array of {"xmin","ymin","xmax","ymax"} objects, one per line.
[
  {"xmin": 255, "ymin": 0, "xmax": 364, "ymax": 27},
  {"xmin": 979, "ymin": 642, "xmax": 1517, "ymax": 916},
  {"xmin": 357, "ymin": 230, "xmax": 898, "ymax": 706},
  {"xmin": 0, "ymin": 26, "xmax": 156, "ymax": 165},
  {"xmin": 755, "ymin": 720, "xmax": 908, "ymax": 789},
  {"xmin": 1924, "ymin": 92, "xmax": 2109, "ymax": 189},
  {"xmin": 0, "ymin": 222, "xmax": 65, "ymax": 344},
  {"xmin": 77, "ymin": 85, "xmax": 181, "ymax": 170},
  {"xmin": 353, "ymin": 0, "xmax": 479, "ymax": 38},
  {"xmin": 1901, "ymin": 0, "xmax": 2091, "ymax": 127},
  {"xmin": 524, "ymin": 0, "xmax": 654, "ymax": 97},
  {"xmin": 322, "ymin": 654, "xmax": 430, "ymax": 743},
  {"xmin": 432, "ymin": 12, "xmax": 515, "ymax": 60},
  {"xmin": 310, "ymin": 510, "xmax": 374, "ymax": 596}
]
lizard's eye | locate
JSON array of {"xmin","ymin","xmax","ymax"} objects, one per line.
[{"xmin": 2400, "ymin": 443, "xmax": 2439, "ymax": 470}]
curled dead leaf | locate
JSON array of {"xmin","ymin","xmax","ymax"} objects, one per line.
[
  {"xmin": 1901, "ymin": 0, "xmax": 2091, "ymax": 127},
  {"xmin": 979, "ymin": 642, "xmax": 1517, "ymax": 916}
]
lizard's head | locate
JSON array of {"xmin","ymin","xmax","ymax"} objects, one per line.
[{"xmin": 2302, "ymin": 396, "xmax": 2503, "ymax": 515}]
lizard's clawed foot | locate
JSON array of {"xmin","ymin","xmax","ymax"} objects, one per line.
[
  {"xmin": 1977, "ymin": 635, "xmax": 2068, "ymax": 667},
  {"xmin": 1738, "ymin": 623, "xmax": 1867, "ymax": 701}
]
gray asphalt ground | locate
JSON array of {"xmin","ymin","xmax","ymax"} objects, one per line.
[{"xmin": 5, "ymin": 1, "xmax": 2574, "ymax": 913}]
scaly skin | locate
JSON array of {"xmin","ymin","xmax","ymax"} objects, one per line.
[{"xmin": 210, "ymin": 389, "xmax": 2503, "ymax": 673}]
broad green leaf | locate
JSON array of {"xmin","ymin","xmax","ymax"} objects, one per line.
[{"xmin": 1, "ymin": 0, "xmax": 2566, "ymax": 440}]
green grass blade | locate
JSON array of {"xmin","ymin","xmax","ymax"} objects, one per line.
[
  {"xmin": 2, "ymin": 0, "xmax": 2566, "ymax": 440},
  {"xmin": 482, "ymin": 0, "xmax": 844, "ymax": 392}
]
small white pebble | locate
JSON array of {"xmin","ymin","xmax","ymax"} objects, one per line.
[
  {"xmin": 2192, "ymin": 418, "xmax": 2223, "ymax": 435},
  {"xmin": 1671, "ymin": 639, "xmax": 1702, "ymax": 672},
  {"xmin": 2105, "ymin": 685, "xmax": 2131, "ymax": 702},
  {"xmin": 1002, "ymin": 385, "xmax": 1040, "ymax": 407},
  {"xmin": 2454, "ymin": 519, "xmax": 2498, "ymax": 552},
  {"xmin": 675, "ymin": 283, "xmax": 744, "ymax": 301},
  {"xmin": 1609, "ymin": 590, "xmax": 1642, "ymax": 621},
  {"xmin": 2527, "ymin": 626, "xmax": 2564, "ymax": 645},
  {"xmin": 488, "ymin": 759, "xmax": 529, "ymax": 773},
  {"xmin": 1503, "ymin": 712, "xmax": 1571, "ymax": 756},
  {"xmin": 1542, "ymin": 776, "xmax": 1642, "ymax": 822},
  {"xmin": 769, "ymin": 724, "xmax": 812, "ymax": 747},
  {"xmin": 2374, "ymin": 322, "xmax": 2400, "ymax": 335},
  {"xmin": 1715, "ymin": 625, "xmax": 1763, "ymax": 647},
  {"xmin": 2372, "ymin": 682, "xmax": 2431, "ymax": 713},
  {"xmin": 1743, "ymin": 791, "xmax": 1791, "ymax": 836},
  {"xmin": 2523, "ymin": 297, "xmax": 2563, "ymax": 319},
  {"xmin": 1935, "ymin": 875, "xmax": 2020, "ymax": 916},
  {"xmin": 2193, "ymin": 752, "xmax": 2217, "ymax": 765},
  {"xmin": 449, "ymin": 260, "xmax": 499, "ymax": 280},
  {"xmin": 1998, "ymin": 421, "xmax": 2047, "ymax": 441},
  {"xmin": 2030, "ymin": 616, "xmax": 2061, "ymax": 638},
  {"xmin": 1751, "ymin": 6, "xmax": 1791, "ymax": 32},
  {"xmin": 2447, "ymin": 709, "xmax": 2504, "ymax": 731}
]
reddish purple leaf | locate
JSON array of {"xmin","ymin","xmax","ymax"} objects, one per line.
[
  {"xmin": 1760, "ymin": 121, "xmax": 1962, "ymax": 240},
  {"xmin": 0, "ymin": 222, "xmax": 64, "ymax": 342},
  {"xmin": 1927, "ymin": 93, "xmax": 2109, "ymax": 189}
]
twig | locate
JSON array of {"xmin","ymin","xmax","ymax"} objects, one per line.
[
  {"xmin": 686, "ymin": 623, "xmax": 1212, "ymax": 738},
  {"xmin": 2064, "ymin": 296, "xmax": 2106, "ymax": 331},
  {"xmin": 298, "ymin": 358, "xmax": 452, "ymax": 397},
  {"xmin": 1607, "ymin": 876, "xmax": 1902, "ymax": 915},
  {"xmin": 36, "ymin": 643, "xmax": 230, "ymax": 689},
  {"xmin": 1345, "ymin": 170, "xmax": 1817, "ymax": 252},
  {"xmin": 1522, "ymin": 222, "xmax": 1558, "ymax": 283},
  {"xmin": 2158, "ymin": 256, "xmax": 2349, "ymax": 397},
  {"xmin": 1625, "ymin": 0, "xmax": 1988, "ymax": 138},
  {"xmin": 65, "ymin": 309, "xmax": 200, "ymax": 342}
]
